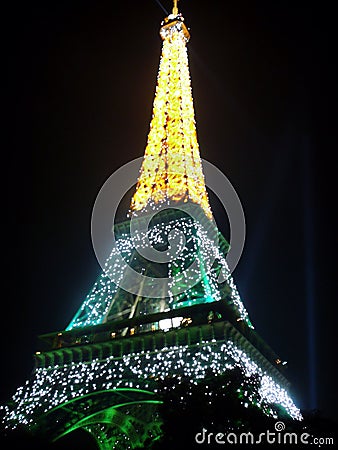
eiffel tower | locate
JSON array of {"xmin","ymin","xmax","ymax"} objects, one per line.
[{"xmin": 1, "ymin": 2, "xmax": 302, "ymax": 449}]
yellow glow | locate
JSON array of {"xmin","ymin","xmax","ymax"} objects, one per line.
[
  {"xmin": 130, "ymin": 17, "xmax": 212, "ymax": 219},
  {"xmin": 173, "ymin": 0, "xmax": 179, "ymax": 16}
]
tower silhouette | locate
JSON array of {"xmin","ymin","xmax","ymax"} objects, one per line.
[{"xmin": 1, "ymin": 3, "xmax": 302, "ymax": 449}]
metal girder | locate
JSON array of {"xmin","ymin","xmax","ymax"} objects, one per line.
[{"xmin": 33, "ymin": 388, "xmax": 162, "ymax": 448}]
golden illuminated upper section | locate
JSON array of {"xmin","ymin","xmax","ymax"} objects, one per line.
[{"xmin": 130, "ymin": 9, "xmax": 212, "ymax": 219}]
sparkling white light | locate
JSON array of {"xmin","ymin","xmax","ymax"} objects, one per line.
[
  {"xmin": 1, "ymin": 340, "xmax": 302, "ymax": 429},
  {"xmin": 67, "ymin": 217, "xmax": 253, "ymax": 330}
]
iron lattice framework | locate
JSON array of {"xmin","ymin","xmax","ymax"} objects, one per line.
[
  {"xmin": 66, "ymin": 210, "xmax": 252, "ymax": 330},
  {"xmin": 129, "ymin": 11, "xmax": 212, "ymax": 219},
  {"xmin": 1, "ymin": 5, "xmax": 302, "ymax": 449}
]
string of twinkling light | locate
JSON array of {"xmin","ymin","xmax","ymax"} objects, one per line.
[
  {"xmin": 67, "ymin": 217, "xmax": 252, "ymax": 330},
  {"xmin": 0, "ymin": 339, "xmax": 302, "ymax": 430}
]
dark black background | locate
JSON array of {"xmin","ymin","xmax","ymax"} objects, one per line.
[{"xmin": 2, "ymin": 0, "xmax": 336, "ymax": 427}]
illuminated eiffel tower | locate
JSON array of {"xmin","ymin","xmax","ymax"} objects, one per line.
[{"xmin": 1, "ymin": 2, "xmax": 302, "ymax": 449}]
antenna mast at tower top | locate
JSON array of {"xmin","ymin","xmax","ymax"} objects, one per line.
[{"xmin": 173, "ymin": 0, "xmax": 179, "ymax": 16}]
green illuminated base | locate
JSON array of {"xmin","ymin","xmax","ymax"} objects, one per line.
[{"xmin": 44, "ymin": 389, "xmax": 161, "ymax": 449}]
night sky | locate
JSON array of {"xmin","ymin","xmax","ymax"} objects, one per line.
[{"xmin": 2, "ymin": 0, "xmax": 336, "ymax": 426}]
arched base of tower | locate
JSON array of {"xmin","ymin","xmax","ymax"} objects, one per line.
[{"xmin": 34, "ymin": 390, "xmax": 162, "ymax": 449}]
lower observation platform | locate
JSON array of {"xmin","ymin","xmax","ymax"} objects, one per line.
[
  {"xmin": 36, "ymin": 301, "xmax": 286, "ymax": 385},
  {"xmin": 1, "ymin": 302, "xmax": 302, "ymax": 449}
]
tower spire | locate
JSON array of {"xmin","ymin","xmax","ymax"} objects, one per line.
[
  {"xmin": 173, "ymin": 0, "xmax": 179, "ymax": 16},
  {"xmin": 130, "ymin": 8, "xmax": 212, "ymax": 218}
]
